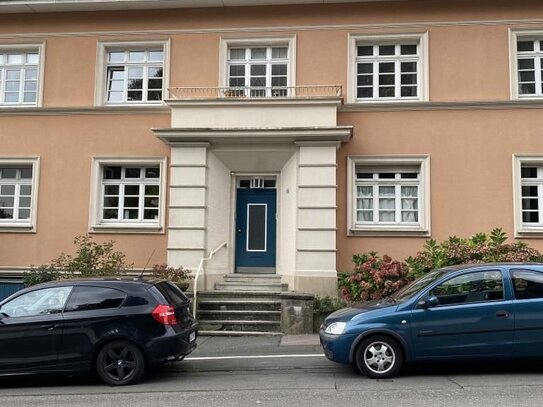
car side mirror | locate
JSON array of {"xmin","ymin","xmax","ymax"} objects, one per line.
[{"xmin": 418, "ymin": 295, "xmax": 439, "ymax": 309}]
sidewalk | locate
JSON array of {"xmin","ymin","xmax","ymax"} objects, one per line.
[{"xmin": 189, "ymin": 334, "xmax": 322, "ymax": 358}]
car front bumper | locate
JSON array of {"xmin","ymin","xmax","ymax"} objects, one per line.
[{"xmin": 320, "ymin": 329, "xmax": 358, "ymax": 364}]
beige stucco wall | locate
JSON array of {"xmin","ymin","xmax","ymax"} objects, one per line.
[
  {"xmin": 0, "ymin": 114, "xmax": 170, "ymax": 267},
  {"xmin": 1, "ymin": 0, "xmax": 543, "ymax": 281}
]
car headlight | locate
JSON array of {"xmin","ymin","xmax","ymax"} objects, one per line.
[{"xmin": 324, "ymin": 322, "xmax": 347, "ymax": 335}]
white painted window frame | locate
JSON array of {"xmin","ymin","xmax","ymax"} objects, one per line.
[
  {"xmin": 95, "ymin": 39, "xmax": 170, "ymax": 106},
  {"xmin": 347, "ymin": 155, "xmax": 430, "ymax": 235},
  {"xmin": 347, "ymin": 33, "xmax": 428, "ymax": 104},
  {"xmin": 89, "ymin": 157, "xmax": 167, "ymax": 232},
  {"xmin": 509, "ymin": 30, "xmax": 543, "ymax": 100},
  {"xmin": 219, "ymin": 36, "xmax": 296, "ymax": 91},
  {"xmin": 513, "ymin": 154, "xmax": 543, "ymax": 236},
  {"xmin": 0, "ymin": 43, "xmax": 45, "ymax": 108},
  {"xmin": 0, "ymin": 157, "xmax": 40, "ymax": 232}
]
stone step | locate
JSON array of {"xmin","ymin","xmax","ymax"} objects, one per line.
[
  {"xmin": 198, "ymin": 310, "xmax": 281, "ymax": 321},
  {"xmin": 223, "ymin": 275, "xmax": 282, "ymax": 283},
  {"xmin": 215, "ymin": 282, "xmax": 288, "ymax": 292},
  {"xmin": 198, "ymin": 299, "xmax": 281, "ymax": 311},
  {"xmin": 198, "ymin": 319, "xmax": 281, "ymax": 332}
]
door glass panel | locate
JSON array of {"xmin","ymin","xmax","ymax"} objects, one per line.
[
  {"xmin": 429, "ymin": 270, "xmax": 503, "ymax": 306},
  {"xmin": 0, "ymin": 286, "xmax": 72, "ymax": 317},
  {"xmin": 247, "ymin": 204, "xmax": 266, "ymax": 251},
  {"xmin": 512, "ymin": 270, "xmax": 543, "ymax": 299}
]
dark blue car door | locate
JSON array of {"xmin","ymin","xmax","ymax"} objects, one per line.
[
  {"xmin": 510, "ymin": 268, "xmax": 543, "ymax": 357},
  {"xmin": 410, "ymin": 269, "xmax": 514, "ymax": 359}
]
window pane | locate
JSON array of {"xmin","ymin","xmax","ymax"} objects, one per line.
[
  {"xmin": 125, "ymin": 185, "xmax": 140, "ymax": 195},
  {"xmin": 145, "ymin": 167, "xmax": 160, "ymax": 178},
  {"xmin": 400, "ymin": 44, "xmax": 417, "ymax": 55},
  {"xmin": 247, "ymin": 204, "xmax": 266, "ymax": 251},
  {"xmin": 513, "ymin": 270, "xmax": 543, "ymax": 300},
  {"xmin": 522, "ymin": 185, "xmax": 538, "ymax": 197},
  {"xmin": 521, "ymin": 167, "xmax": 538, "ymax": 178},
  {"xmin": 65, "ymin": 287, "xmax": 125, "ymax": 312},
  {"xmin": 0, "ymin": 209, "xmax": 13, "ymax": 219},
  {"xmin": 523, "ymin": 211, "xmax": 539, "ymax": 223},
  {"xmin": 229, "ymin": 48, "xmax": 245, "ymax": 60},
  {"xmin": 128, "ymin": 51, "xmax": 145, "ymax": 62},
  {"xmin": 250, "ymin": 65, "xmax": 266, "ymax": 76},
  {"xmin": 0, "ymin": 197, "xmax": 14, "ymax": 207},
  {"xmin": 518, "ymin": 58, "xmax": 535, "ymax": 70},
  {"xmin": 19, "ymin": 185, "xmax": 31, "ymax": 195},
  {"xmin": 148, "ymin": 67, "xmax": 163, "ymax": 78},
  {"xmin": 1, "ymin": 168, "xmax": 16, "ymax": 179},
  {"xmin": 108, "ymin": 51, "xmax": 125, "ymax": 62},
  {"xmin": 522, "ymin": 199, "xmax": 538, "ymax": 210},
  {"xmin": 18, "ymin": 209, "xmax": 30, "ymax": 219},
  {"xmin": 103, "ymin": 166, "xmax": 121, "ymax": 179},
  {"xmin": 1, "ymin": 185, "xmax": 15, "ymax": 195},
  {"xmin": 379, "ymin": 62, "xmax": 395, "ymax": 73},
  {"xmin": 103, "ymin": 197, "xmax": 119, "ymax": 207},
  {"xmin": 518, "ymin": 41, "xmax": 534, "ymax": 52},
  {"xmin": 144, "ymin": 197, "xmax": 159, "ymax": 208},
  {"xmin": 147, "ymin": 90, "xmax": 162, "ymax": 101},
  {"xmin": 357, "ymin": 88, "xmax": 373, "ymax": 98},
  {"xmin": 148, "ymin": 51, "xmax": 163, "ymax": 62},
  {"xmin": 103, "ymin": 209, "xmax": 118, "ymax": 219},
  {"xmin": 430, "ymin": 270, "xmax": 503, "ymax": 305},
  {"xmin": 379, "ymin": 45, "xmax": 395, "ymax": 55},
  {"xmin": 357, "ymin": 46, "xmax": 373, "ymax": 57},
  {"xmin": 18, "ymin": 197, "xmax": 31, "ymax": 207},
  {"xmin": 272, "ymin": 47, "xmax": 288, "ymax": 59},
  {"xmin": 7, "ymin": 54, "xmax": 23, "ymax": 65},
  {"xmin": 144, "ymin": 209, "xmax": 159, "ymax": 220},
  {"xmin": 26, "ymin": 53, "xmax": 39, "ymax": 64},
  {"xmin": 251, "ymin": 48, "xmax": 266, "ymax": 60},
  {"xmin": 123, "ymin": 209, "xmax": 138, "ymax": 219},
  {"xmin": 125, "ymin": 167, "xmax": 141, "ymax": 178}
]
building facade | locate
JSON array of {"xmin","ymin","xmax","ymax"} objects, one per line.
[{"xmin": 2, "ymin": 0, "xmax": 543, "ymax": 296}]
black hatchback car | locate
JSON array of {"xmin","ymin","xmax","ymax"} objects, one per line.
[{"xmin": 0, "ymin": 278, "xmax": 198, "ymax": 385}]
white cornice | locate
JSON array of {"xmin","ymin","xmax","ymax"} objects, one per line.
[
  {"xmin": 0, "ymin": 106, "xmax": 170, "ymax": 116},
  {"xmin": 153, "ymin": 126, "xmax": 353, "ymax": 145},
  {"xmin": 0, "ymin": 0, "xmax": 402, "ymax": 14}
]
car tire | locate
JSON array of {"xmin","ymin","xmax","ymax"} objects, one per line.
[
  {"xmin": 355, "ymin": 335, "xmax": 403, "ymax": 379},
  {"xmin": 95, "ymin": 340, "xmax": 146, "ymax": 386}
]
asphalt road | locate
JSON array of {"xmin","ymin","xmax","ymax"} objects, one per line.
[{"xmin": 1, "ymin": 335, "xmax": 543, "ymax": 407}]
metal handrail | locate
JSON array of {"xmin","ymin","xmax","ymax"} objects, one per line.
[{"xmin": 192, "ymin": 241, "xmax": 227, "ymax": 318}]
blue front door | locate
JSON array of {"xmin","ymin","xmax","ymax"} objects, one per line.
[{"xmin": 235, "ymin": 188, "xmax": 276, "ymax": 272}]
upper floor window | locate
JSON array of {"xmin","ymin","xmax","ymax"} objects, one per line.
[
  {"xmin": 105, "ymin": 49, "xmax": 163, "ymax": 104},
  {"xmin": 348, "ymin": 156, "xmax": 430, "ymax": 235},
  {"xmin": 349, "ymin": 33, "xmax": 427, "ymax": 103},
  {"xmin": 513, "ymin": 156, "xmax": 543, "ymax": 236},
  {"xmin": 0, "ymin": 157, "xmax": 40, "ymax": 231},
  {"xmin": 90, "ymin": 157, "xmax": 166, "ymax": 232},
  {"xmin": 0, "ymin": 49, "xmax": 40, "ymax": 106},
  {"xmin": 516, "ymin": 38, "xmax": 543, "ymax": 98},
  {"xmin": 221, "ymin": 37, "xmax": 295, "ymax": 98},
  {"xmin": 97, "ymin": 41, "xmax": 169, "ymax": 106}
]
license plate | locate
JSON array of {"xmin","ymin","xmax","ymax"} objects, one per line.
[{"xmin": 189, "ymin": 331, "xmax": 196, "ymax": 342}]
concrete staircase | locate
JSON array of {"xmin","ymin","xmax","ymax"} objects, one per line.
[{"xmin": 194, "ymin": 274, "xmax": 288, "ymax": 336}]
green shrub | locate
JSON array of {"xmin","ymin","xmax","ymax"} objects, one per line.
[
  {"xmin": 338, "ymin": 252, "xmax": 412, "ymax": 302},
  {"xmin": 151, "ymin": 264, "xmax": 192, "ymax": 284},
  {"xmin": 406, "ymin": 228, "xmax": 543, "ymax": 278},
  {"xmin": 313, "ymin": 295, "xmax": 349, "ymax": 315},
  {"xmin": 25, "ymin": 235, "xmax": 131, "ymax": 287}
]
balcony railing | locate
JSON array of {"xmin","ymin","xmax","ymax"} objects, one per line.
[{"xmin": 167, "ymin": 85, "xmax": 342, "ymax": 100}]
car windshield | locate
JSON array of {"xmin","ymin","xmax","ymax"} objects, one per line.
[{"xmin": 391, "ymin": 269, "xmax": 449, "ymax": 303}]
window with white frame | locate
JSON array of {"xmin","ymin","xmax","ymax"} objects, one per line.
[
  {"xmin": 0, "ymin": 50, "xmax": 39, "ymax": 105},
  {"xmin": 0, "ymin": 158, "xmax": 39, "ymax": 230},
  {"xmin": 516, "ymin": 37, "xmax": 543, "ymax": 98},
  {"xmin": 90, "ymin": 158, "xmax": 166, "ymax": 231},
  {"xmin": 227, "ymin": 45, "xmax": 289, "ymax": 97},
  {"xmin": 104, "ymin": 48, "xmax": 164, "ymax": 104},
  {"xmin": 519, "ymin": 164, "xmax": 543, "ymax": 227},
  {"xmin": 349, "ymin": 156, "xmax": 430, "ymax": 234},
  {"xmin": 351, "ymin": 34, "xmax": 427, "ymax": 102}
]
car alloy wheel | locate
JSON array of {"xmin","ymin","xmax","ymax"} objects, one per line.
[
  {"xmin": 96, "ymin": 340, "xmax": 145, "ymax": 386},
  {"xmin": 355, "ymin": 335, "xmax": 403, "ymax": 379}
]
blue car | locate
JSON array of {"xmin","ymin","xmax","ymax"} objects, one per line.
[{"xmin": 320, "ymin": 263, "xmax": 543, "ymax": 378}]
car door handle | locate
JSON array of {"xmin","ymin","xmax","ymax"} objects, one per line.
[
  {"xmin": 40, "ymin": 324, "xmax": 58, "ymax": 331},
  {"xmin": 495, "ymin": 311, "xmax": 509, "ymax": 318}
]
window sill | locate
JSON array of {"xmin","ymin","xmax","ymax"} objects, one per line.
[
  {"xmin": 349, "ymin": 227, "xmax": 430, "ymax": 237},
  {"xmin": 515, "ymin": 228, "xmax": 543, "ymax": 238},
  {"xmin": 90, "ymin": 224, "xmax": 163, "ymax": 234},
  {"xmin": 0, "ymin": 224, "xmax": 36, "ymax": 233}
]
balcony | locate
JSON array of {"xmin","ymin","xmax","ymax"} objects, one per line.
[{"xmin": 167, "ymin": 85, "xmax": 342, "ymax": 100}]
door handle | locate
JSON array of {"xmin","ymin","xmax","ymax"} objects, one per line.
[
  {"xmin": 40, "ymin": 324, "xmax": 58, "ymax": 331},
  {"xmin": 495, "ymin": 311, "xmax": 509, "ymax": 318},
  {"xmin": 237, "ymin": 229, "xmax": 242, "ymax": 233}
]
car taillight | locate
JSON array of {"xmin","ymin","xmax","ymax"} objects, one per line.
[{"xmin": 152, "ymin": 305, "xmax": 177, "ymax": 325}]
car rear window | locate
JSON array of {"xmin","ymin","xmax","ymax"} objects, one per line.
[
  {"xmin": 64, "ymin": 286, "xmax": 126, "ymax": 312},
  {"xmin": 152, "ymin": 282, "xmax": 188, "ymax": 306}
]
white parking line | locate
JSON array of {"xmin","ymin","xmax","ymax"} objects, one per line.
[{"xmin": 186, "ymin": 354, "xmax": 325, "ymax": 361}]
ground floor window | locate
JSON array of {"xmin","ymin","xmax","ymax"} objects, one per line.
[
  {"xmin": 0, "ymin": 157, "xmax": 39, "ymax": 231},
  {"xmin": 348, "ymin": 156, "xmax": 430, "ymax": 235},
  {"xmin": 514, "ymin": 156, "xmax": 543, "ymax": 235},
  {"xmin": 90, "ymin": 157, "xmax": 166, "ymax": 232}
]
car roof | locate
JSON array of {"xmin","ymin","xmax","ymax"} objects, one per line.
[
  {"xmin": 27, "ymin": 276, "xmax": 167, "ymax": 289},
  {"xmin": 437, "ymin": 262, "xmax": 543, "ymax": 274}
]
